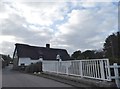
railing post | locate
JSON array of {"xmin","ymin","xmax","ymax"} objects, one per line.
[
  {"xmin": 100, "ymin": 60, "xmax": 105, "ymax": 80},
  {"xmin": 66, "ymin": 65, "xmax": 68, "ymax": 75},
  {"xmin": 80, "ymin": 61, "xmax": 83, "ymax": 77},
  {"xmin": 113, "ymin": 63, "xmax": 120, "ymax": 88},
  {"xmin": 106, "ymin": 59, "xmax": 111, "ymax": 81},
  {"xmin": 57, "ymin": 61, "xmax": 59, "ymax": 74}
]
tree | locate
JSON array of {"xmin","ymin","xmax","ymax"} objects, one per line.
[
  {"xmin": 81, "ymin": 50, "xmax": 95, "ymax": 59},
  {"xmin": 2, "ymin": 55, "xmax": 12, "ymax": 66},
  {"xmin": 117, "ymin": 32, "xmax": 120, "ymax": 58},
  {"xmin": 71, "ymin": 50, "xmax": 81, "ymax": 59},
  {"xmin": 103, "ymin": 31, "xmax": 120, "ymax": 64},
  {"xmin": 71, "ymin": 49, "xmax": 105, "ymax": 59},
  {"xmin": 94, "ymin": 50, "xmax": 104, "ymax": 59}
]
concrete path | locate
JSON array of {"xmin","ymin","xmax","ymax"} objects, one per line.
[{"xmin": 2, "ymin": 65, "xmax": 75, "ymax": 87}]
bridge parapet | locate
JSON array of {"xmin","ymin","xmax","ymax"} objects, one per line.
[
  {"xmin": 42, "ymin": 59, "xmax": 120, "ymax": 88},
  {"xmin": 42, "ymin": 59, "xmax": 111, "ymax": 81}
]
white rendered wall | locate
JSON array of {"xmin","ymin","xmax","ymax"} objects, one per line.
[{"xmin": 18, "ymin": 58, "xmax": 43, "ymax": 66}]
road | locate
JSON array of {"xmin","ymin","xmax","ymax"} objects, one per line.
[{"xmin": 2, "ymin": 65, "xmax": 75, "ymax": 87}]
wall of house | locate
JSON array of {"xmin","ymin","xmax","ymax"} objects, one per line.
[{"xmin": 18, "ymin": 58, "xmax": 43, "ymax": 66}]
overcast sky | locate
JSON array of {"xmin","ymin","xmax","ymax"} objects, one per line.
[{"xmin": 0, "ymin": 0, "xmax": 119, "ymax": 57}]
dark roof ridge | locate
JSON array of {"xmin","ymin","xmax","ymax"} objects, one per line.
[{"xmin": 15, "ymin": 43, "xmax": 67, "ymax": 51}]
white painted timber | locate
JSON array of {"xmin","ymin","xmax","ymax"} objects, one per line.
[
  {"xmin": 42, "ymin": 59, "xmax": 110, "ymax": 81},
  {"xmin": 42, "ymin": 59, "xmax": 120, "ymax": 88}
]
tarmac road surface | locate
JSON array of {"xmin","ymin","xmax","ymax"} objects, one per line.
[{"xmin": 2, "ymin": 65, "xmax": 75, "ymax": 87}]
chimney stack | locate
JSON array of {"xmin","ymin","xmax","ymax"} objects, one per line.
[{"xmin": 46, "ymin": 44, "xmax": 50, "ymax": 48}]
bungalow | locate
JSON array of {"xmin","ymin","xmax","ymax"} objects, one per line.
[{"xmin": 13, "ymin": 43, "xmax": 70, "ymax": 70}]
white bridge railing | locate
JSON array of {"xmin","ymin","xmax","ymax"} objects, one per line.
[
  {"xmin": 42, "ymin": 59, "xmax": 111, "ymax": 81},
  {"xmin": 107, "ymin": 63, "xmax": 120, "ymax": 88},
  {"xmin": 42, "ymin": 59, "xmax": 120, "ymax": 88}
]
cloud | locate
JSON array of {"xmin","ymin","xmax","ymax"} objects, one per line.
[
  {"xmin": 0, "ymin": 1, "xmax": 118, "ymax": 56},
  {"xmin": 1, "ymin": 13, "xmax": 54, "ymax": 43},
  {"xmin": 0, "ymin": 41, "xmax": 16, "ymax": 56},
  {"xmin": 51, "ymin": 2, "xmax": 118, "ymax": 53},
  {"xmin": 5, "ymin": 2, "xmax": 68, "ymax": 26}
]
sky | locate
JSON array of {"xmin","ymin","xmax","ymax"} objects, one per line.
[{"xmin": 0, "ymin": 0, "xmax": 119, "ymax": 57}]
